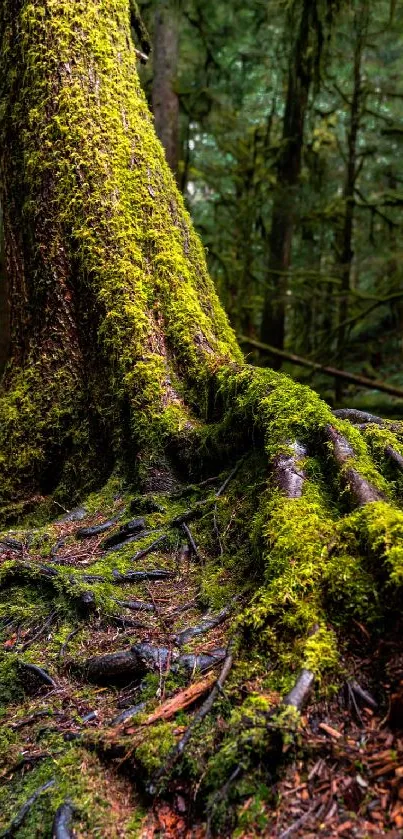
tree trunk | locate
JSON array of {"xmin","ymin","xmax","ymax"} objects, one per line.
[
  {"xmin": 0, "ymin": 0, "xmax": 239, "ymax": 503},
  {"xmin": 0, "ymin": 202, "xmax": 9, "ymax": 374},
  {"xmin": 260, "ymin": 0, "xmax": 313, "ymax": 355},
  {"xmin": 335, "ymin": 4, "xmax": 367, "ymax": 399},
  {"xmin": 152, "ymin": 0, "xmax": 180, "ymax": 175}
]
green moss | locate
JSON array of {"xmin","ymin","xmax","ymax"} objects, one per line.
[{"xmin": 134, "ymin": 721, "xmax": 177, "ymax": 773}]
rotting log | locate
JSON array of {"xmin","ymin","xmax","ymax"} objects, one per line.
[{"xmin": 83, "ymin": 643, "xmax": 227, "ymax": 683}]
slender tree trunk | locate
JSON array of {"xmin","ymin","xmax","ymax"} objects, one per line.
[
  {"xmin": 260, "ymin": 0, "xmax": 313, "ymax": 355},
  {"xmin": 0, "ymin": 203, "xmax": 9, "ymax": 374},
  {"xmin": 335, "ymin": 7, "xmax": 367, "ymax": 399},
  {"xmin": 152, "ymin": 0, "xmax": 180, "ymax": 175}
]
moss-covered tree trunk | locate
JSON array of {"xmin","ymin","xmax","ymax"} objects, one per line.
[{"xmin": 0, "ymin": 0, "xmax": 241, "ymax": 504}]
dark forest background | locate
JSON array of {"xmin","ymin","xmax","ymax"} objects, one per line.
[{"xmin": 136, "ymin": 0, "xmax": 403, "ymax": 414}]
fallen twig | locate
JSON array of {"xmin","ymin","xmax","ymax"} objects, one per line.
[
  {"xmin": 174, "ymin": 601, "xmax": 236, "ymax": 647},
  {"xmin": 18, "ymin": 661, "xmax": 58, "ymax": 689},
  {"xmin": 181, "ymin": 523, "xmax": 201, "ymax": 562},
  {"xmin": 0, "ymin": 778, "xmax": 55, "ymax": 838}
]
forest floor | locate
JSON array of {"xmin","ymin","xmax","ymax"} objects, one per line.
[{"xmin": 0, "ymin": 476, "xmax": 402, "ymax": 838}]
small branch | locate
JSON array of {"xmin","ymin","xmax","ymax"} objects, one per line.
[
  {"xmin": 110, "ymin": 702, "xmax": 147, "ymax": 727},
  {"xmin": 0, "ymin": 778, "xmax": 55, "ymax": 838},
  {"xmin": 114, "ymin": 599, "xmax": 155, "ymax": 613},
  {"xmin": 181, "ymin": 523, "xmax": 202, "ymax": 562},
  {"xmin": 215, "ymin": 459, "xmax": 244, "ymax": 498},
  {"xmin": 239, "ymin": 336, "xmax": 403, "ymax": 400},
  {"xmin": 174, "ymin": 600, "xmax": 237, "ymax": 647},
  {"xmin": 134, "ymin": 48, "xmax": 149, "ymax": 63}
]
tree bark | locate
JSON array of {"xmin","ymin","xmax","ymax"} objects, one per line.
[
  {"xmin": 152, "ymin": 0, "xmax": 180, "ymax": 176},
  {"xmin": 0, "ymin": 0, "xmax": 240, "ymax": 503},
  {"xmin": 0, "ymin": 202, "xmax": 10, "ymax": 374},
  {"xmin": 335, "ymin": 4, "xmax": 368, "ymax": 399}
]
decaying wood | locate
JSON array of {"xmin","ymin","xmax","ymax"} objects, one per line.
[
  {"xmin": 150, "ymin": 641, "xmax": 234, "ymax": 791},
  {"xmin": 52, "ymin": 801, "xmax": 75, "ymax": 839},
  {"xmin": 1, "ymin": 778, "xmax": 55, "ymax": 838},
  {"xmin": 140, "ymin": 672, "xmax": 216, "ymax": 726},
  {"xmin": 101, "ymin": 519, "xmax": 146, "ymax": 550},
  {"xmin": 239, "ymin": 335, "xmax": 403, "ymax": 399},
  {"xmin": 18, "ymin": 661, "xmax": 58, "ymax": 689},
  {"xmin": 325, "ymin": 425, "xmax": 384, "ymax": 505},
  {"xmin": 274, "ymin": 442, "xmax": 307, "ymax": 498},
  {"xmin": 84, "ymin": 643, "xmax": 227, "ymax": 683},
  {"xmin": 76, "ymin": 518, "xmax": 120, "ymax": 539}
]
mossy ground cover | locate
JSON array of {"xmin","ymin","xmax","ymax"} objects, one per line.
[{"xmin": 0, "ymin": 445, "xmax": 403, "ymax": 836}]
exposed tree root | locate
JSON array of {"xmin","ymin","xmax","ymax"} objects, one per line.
[{"xmin": 52, "ymin": 801, "xmax": 75, "ymax": 839}]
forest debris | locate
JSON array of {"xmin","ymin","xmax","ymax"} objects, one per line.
[
  {"xmin": 52, "ymin": 801, "xmax": 75, "ymax": 838},
  {"xmin": 239, "ymin": 336, "xmax": 403, "ymax": 399},
  {"xmin": 101, "ymin": 518, "xmax": 145, "ymax": 550},
  {"xmin": 181, "ymin": 523, "xmax": 201, "ymax": 562},
  {"xmin": 76, "ymin": 518, "xmax": 120, "ymax": 539},
  {"xmin": 59, "ymin": 627, "xmax": 83, "ymax": 658},
  {"xmin": 318, "ymin": 722, "xmax": 343, "ymax": 739},
  {"xmin": 215, "ymin": 459, "xmax": 244, "ymax": 498},
  {"xmin": 18, "ymin": 661, "xmax": 58, "ymax": 689},
  {"xmin": 57, "ymin": 506, "xmax": 86, "ymax": 523},
  {"xmin": 84, "ymin": 643, "xmax": 226, "ymax": 683},
  {"xmin": 0, "ymin": 537, "xmax": 23, "ymax": 553},
  {"xmin": 110, "ymin": 702, "xmax": 147, "ymax": 727},
  {"xmin": 130, "ymin": 535, "xmax": 168, "ymax": 562},
  {"xmin": 150, "ymin": 641, "xmax": 234, "ymax": 790},
  {"xmin": 140, "ymin": 673, "xmax": 216, "ymax": 726},
  {"xmin": 348, "ymin": 679, "xmax": 378, "ymax": 710},
  {"xmin": 112, "ymin": 569, "xmax": 175, "ymax": 583},
  {"xmin": 115, "ymin": 599, "xmax": 155, "ymax": 613},
  {"xmin": 0, "ymin": 778, "xmax": 55, "ymax": 838}
]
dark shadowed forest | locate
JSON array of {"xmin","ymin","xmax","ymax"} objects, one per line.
[{"xmin": 0, "ymin": 1, "xmax": 403, "ymax": 836}]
